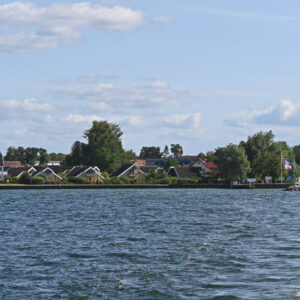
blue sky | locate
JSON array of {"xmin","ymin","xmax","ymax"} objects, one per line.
[{"xmin": 1, "ymin": 0, "xmax": 300, "ymax": 155}]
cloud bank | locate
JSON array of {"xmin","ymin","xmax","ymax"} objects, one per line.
[
  {"xmin": 224, "ymin": 99, "xmax": 300, "ymax": 127},
  {"xmin": 52, "ymin": 79, "xmax": 195, "ymax": 112},
  {"xmin": 0, "ymin": 2, "xmax": 144, "ymax": 52}
]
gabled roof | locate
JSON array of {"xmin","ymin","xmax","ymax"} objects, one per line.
[
  {"xmin": 196, "ymin": 159, "xmax": 218, "ymax": 171},
  {"xmin": 178, "ymin": 155, "xmax": 198, "ymax": 161},
  {"xmin": 33, "ymin": 167, "xmax": 62, "ymax": 180},
  {"xmin": 77, "ymin": 166, "xmax": 104, "ymax": 179},
  {"xmin": 112, "ymin": 163, "xmax": 146, "ymax": 177},
  {"xmin": 144, "ymin": 159, "xmax": 165, "ymax": 166},
  {"xmin": 111, "ymin": 164, "xmax": 132, "ymax": 177},
  {"xmin": 168, "ymin": 166, "xmax": 200, "ymax": 178},
  {"xmin": 66, "ymin": 166, "xmax": 89, "ymax": 177},
  {"xmin": 47, "ymin": 165, "xmax": 74, "ymax": 174},
  {"xmin": 139, "ymin": 166, "xmax": 163, "ymax": 174},
  {"xmin": 66, "ymin": 166, "xmax": 104, "ymax": 179},
  {"xmin": 6, "ymin": 167, "xmax": 37, "ymax": 178}
]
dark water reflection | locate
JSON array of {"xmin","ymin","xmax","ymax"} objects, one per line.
[{"xmin": 0, "ymin": 189, "xmax": 300, "ymax": 299}]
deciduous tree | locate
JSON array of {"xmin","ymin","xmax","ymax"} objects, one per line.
[
  {"xmin": 139, "ymin": 146, "xmax": 162, "ymax": 159},
  {"xmin": 213, "ymin": 144, "xmax": 251, "ymax": 182},
  {"xmin": 170, "ymin": 144, "xmax": 183, "ymax": 158}
]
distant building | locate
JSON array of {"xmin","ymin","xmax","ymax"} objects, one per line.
[
  {"xmin": 191, "ymin": 159, "xmax": 218, "ymax": 175},
  {"xmin": 135, "ymin": 160, "xmax": 146, "ymax": 166},
  {"xmin": 34, "ymin": 161, "xmax": 61, "ymax": 166},
  {"xmin": 66, "ymin": 166, "xmax": 104, "ymax": 182},
  {"xmin": 4, "ymin": 161, "xmax": 22, "ymax": 168},
  {"xmin": 178, "ymin": 156, "xmax": 199, "ymax": 167},
  {"xmin": 6, "ymin": 167, "xmax": 36, "ymax": 178},
  {"xmin": 112, "ymin": 163, "xmax": 147, "ymax": 180}
]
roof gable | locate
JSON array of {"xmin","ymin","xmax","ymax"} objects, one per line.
[
  {"xmin": 77, "ymin": 167, "xmax": 105, "ymax": 179},
  {"xmin": 168, "ymin": 166, "xmax": 200, "ymax": 178},
  {"xmin": 112, "ymin": 163, "xmax": 146, "ymax": 177},
  {"xmin": 34, "ymin": 167, "xmax": 62, "ymax": 180}
]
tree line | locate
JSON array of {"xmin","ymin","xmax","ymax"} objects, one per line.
[
  {"xmin": 2, "ymin": 121, "xmax": 300, "ymax": 181},
  {"xmin": 3, "ymin": 146, "xmax": 66, "ymax": 165},
  {"xmin": 210, "ymin": 131, "xmax": 300, "ymax": 182}
]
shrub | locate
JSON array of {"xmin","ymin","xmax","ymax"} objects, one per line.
[
  {"xmin": 31, "ymin": 177, "xmax": 45, "ymax": 184},
  {"xmin": 104, "ymin": 177, "xmax": 121, "ymax": 184},
  {"xmin": 145, "ymin": 177, "xmax": 154, "ymax": 184},
  {"xmin": 101, "ymin": 171, "xmax": 109, "ymax": 179},
  {"xmin": 39, "ymin": 173, "xmax": 48, "ymax": 181},
  {"xmin": 120, "ymin": 176, "xmax": 131, "ymax": 184},
  {"xmin": 68, "ymin": 176, "xmax": 90, "ymax": 184},
  {"xmin": 4, "ymin": 176, "xmax": 18, "ymax": 184},
  {"xmin": 18, "ymin": 172, "xmax": 31, "ymax": 184},
  {"xmin": 130, "ymin": 178, "xmax": 138, "ymax": 184},
  {"xmin": 157, "ymin": 177, "xmax": 173, "ymax": 184}
]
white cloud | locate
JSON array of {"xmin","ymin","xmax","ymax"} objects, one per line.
[
  {"xmin": 224, "ymin": 99, "xmax": 300, "ymax": 127},
  {"xmin": 127, "ymin": 116, "xmax": 144, "ymax": 126},
  {"xmin": 62, "ymin": 114, "xmax": 102, "ymax": 123},
  {"xmin": 280, "ymin": 99, "xmax": 300, "ymax": 120},
  {"xmin": 0, "ymin": 98, "xmax": 53, "ymax": 120},
  {"xmin": 164, "ymin": 112, "xmax": 202, "ymax": 129},
  {"xmin": 0, "ymin": 2, "xmax": 144, "ymax": 52},
  {"xmin": 149, "ymin": 80, "xmax": 169, "ymax": 89},
  {"xmin": 224, "ymin": 108, "xmax": 272, "ymax": 127},
  {"xmin": 91, "ymin": 102, "xmax": 113, "ymax": 112},
  {"xmin": 53, "ymin": 79, "xmax": 195, "ymax": 112}
]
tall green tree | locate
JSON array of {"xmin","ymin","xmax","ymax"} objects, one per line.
[
  {"xmin": 170, "ymin": 144, "xmax": 183, "ymax": 158},
  {"xmin": 240, "ymin": 131, "xmax": 275, "ymax": 177},
  {"xmin": 271, "ymin": 141, "xmax": 294, "ymax": 161},
  {"xmin": 197, "ymin": 152, "xmax": 206, "ymax": 160},
  {"xmin": 253, "ymin": 151, "xmax": 281, "ymax": 179},
  {"xmin": 65, "ymin": 141, "xmax": 87, "ymax": 165},
  {"xmin": 84, "ymin": 121, "xmax": 124, "ymax": 173},
  {"xmin": 213, "ymin": 144, "xmax": 251, "ymax": 182},
  {"xmin": 5, "ymin": 147, "xmax": 21, "ymax": 161},
  {"xmin": 139, "ymin": 146, "xmax": 162, "ymax": 159},
  {"xmin": 39, "ymin": 148, "xmax": 50, "ymax": 165},
  {"xmin": 17, "ymin": 147, "xmax": 26, "ymax": 163},
  {"xmin": 5, "ymin": 146, "xmax": 49, "ymax": 165},
  {"xmin": 122, "ymin": 149, "xmax": 137, "ymax": 165},
  {"xmin": 49, "ymin": 152, "xmax": 67, "ymax": 162},
  {"xmin": 25, "ymin": 148, "xmax": 41, "ymax": 165},
  {"xmin": 162, "ymin": 145, "xmax": 169, "ymax": 158},
  {"xmin": 293, "ymin": 145, "xmax": 300, "ymax": 165}
]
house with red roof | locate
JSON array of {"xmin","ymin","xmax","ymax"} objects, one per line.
[
  {"xmin": 4, "ymin": 161, "xmax": 23, "ymax": 168},
  {"xmin": 192, "ymin": 159, "xmax": 218, "ymax": 175}
]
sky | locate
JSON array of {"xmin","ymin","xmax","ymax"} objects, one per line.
[{"xmin": 1, "ymin": 0, "xmax": 300, "ymax": 155}]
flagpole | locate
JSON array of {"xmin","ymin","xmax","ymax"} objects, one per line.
[
  {"xmin": 281, "ymin": 152, "xmax": 283, "ymax": 184},
  {"xmin": 293, "ymin": 159, "xmax": 296, "ymax": 183}
]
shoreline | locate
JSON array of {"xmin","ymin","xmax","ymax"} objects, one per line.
[{"xmin": 0, "ymin": 183, "xmax": 291, "ymax": 189}]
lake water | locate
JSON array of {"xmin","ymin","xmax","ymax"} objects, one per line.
[{"xmin": 0, "ymin": 189, "xmax": 300, "ymax": 299}]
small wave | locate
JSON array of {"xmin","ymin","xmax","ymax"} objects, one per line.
[
  {"xmin": 127, "ymin": 237, "xmax": 146, "ymax": 242},
  {"xmin": 203, "ymin": 283, "xmax": 242, "ymax": 289},
  {"xmin": 106, "ymin": 252, "xmax": 143, "ymax": 259},
  {"xmin": 210, "ymin": 296, "xmax": 242, "ymax": 300},
  {"xmin": 66, "ymin": 253, "xmax": 97, "ymax": 259}
]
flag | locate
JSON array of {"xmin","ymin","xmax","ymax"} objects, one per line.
[{"xmin": 284, "ymin": 160, "xmax": 292, "ymax": 170}]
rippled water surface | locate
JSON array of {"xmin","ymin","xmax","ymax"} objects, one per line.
[{"xmin": 1, "ymin": 189, "xmax": 300, "ymax": 299}]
